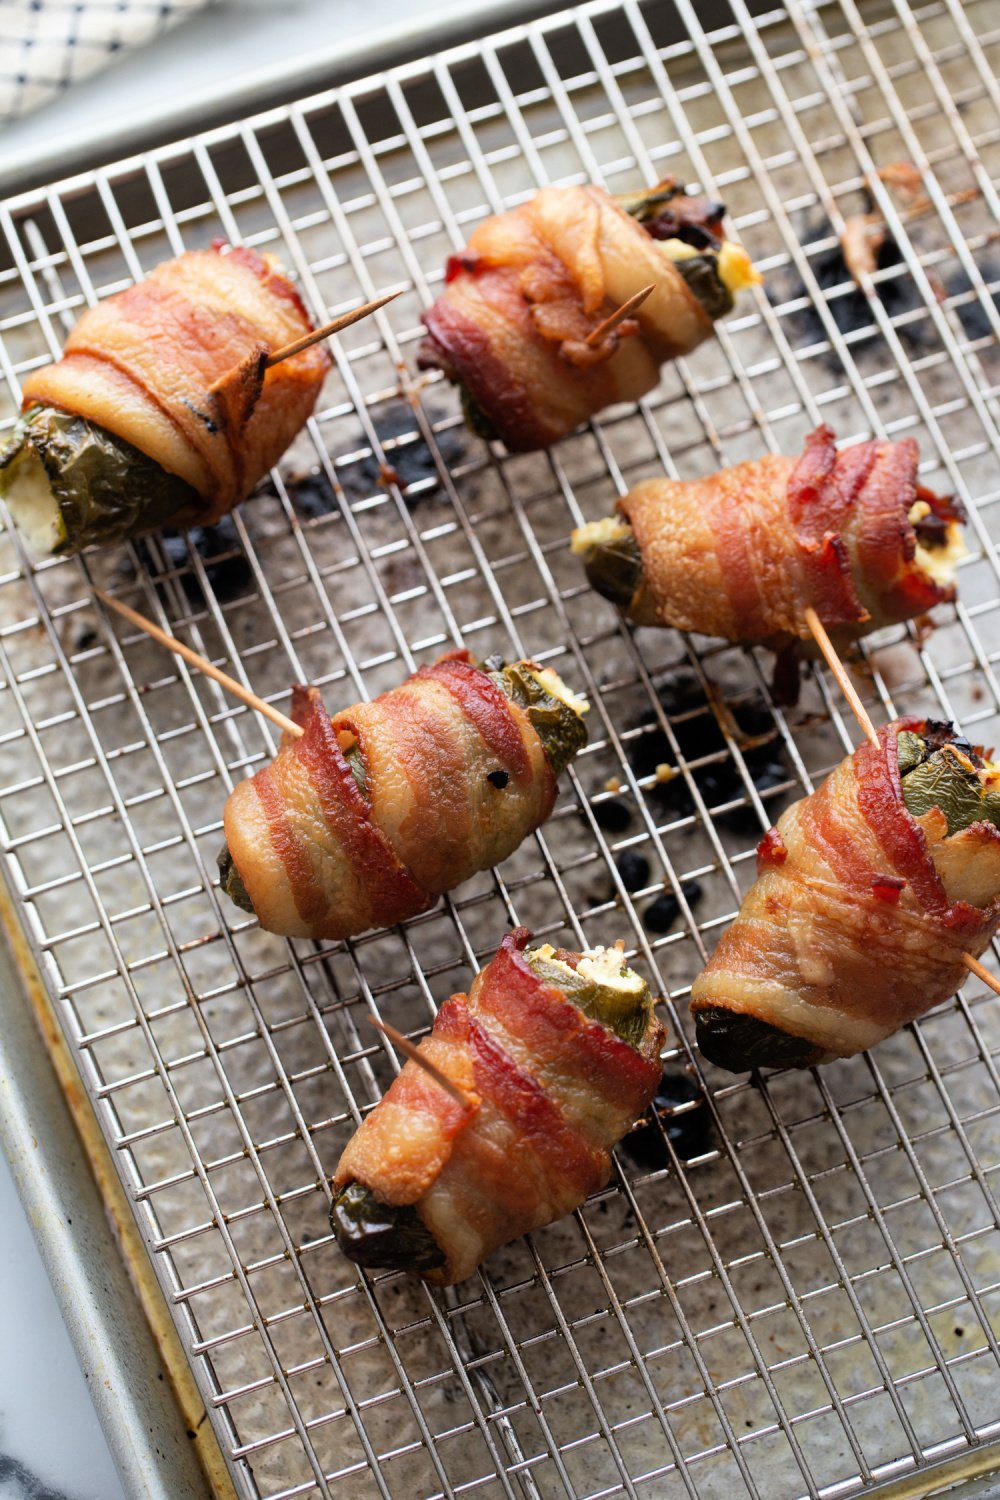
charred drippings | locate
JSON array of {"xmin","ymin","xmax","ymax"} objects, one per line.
[
  {"xmin": 338, "ymin": 401, "xmax": 468, "ymax": 508},
  {"xmin": 644, "ymin": 879, "xmax": 703, "ymax": 935},
  {"xmin": 944, "ymin": 257, "xmax": 1000, "ymax": 342},
  {"xmin": 773, "ymin": 212, "xmax": 927, "ymax": 365},
  {"xmin": 286, "ymin": 472, "xmax": 336, "ymax": 519},
  {"xmin": 627, "ymin": 676, "xmax": 791, "ymax": 834},
  {"xmin": 616, "ymin": 850, "xmax": 650, "ymax": 892},
  {"xmin": 622, "ymin": 1069, "xmax": 713, "ymax": 1170},
  {"xmin": 591, "ymin": 795, "xmax": 633, "ymax": 835},
  {"xmin": 135, "ymin": 515, "xmax": 252, "ymax": 603},
  {"xmin": 72, "ymin": 622, "xmax": 99, "ymax": 652}
]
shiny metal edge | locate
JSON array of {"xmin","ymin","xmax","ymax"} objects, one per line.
[
  {"xmin": 0, "ymin": 0, "xmax": 570, "ymax": 199},
  {"xmin": 0, "ymin": 875, "xmax": 237, "ymax": 1500},
  {"xmin": 859, "ymin": 1444, "xmax": 1000, "ymax": 1500}
]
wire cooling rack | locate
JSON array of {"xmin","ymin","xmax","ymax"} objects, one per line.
[{"xmin": 2, "ymin": 1, "xmax": 1000, "ymax": 1496}]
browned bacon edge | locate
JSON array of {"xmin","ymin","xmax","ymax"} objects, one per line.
[
  {"xmin": 690, "ymin": 719, "xmax": 1000, "ymax": 1060},
  {"xmin": 853, "ymin": 718, "xmax": 1000, "ymax": 937},
  {"xmin": 418, "ymin": 268, "xmax": 559, "ymax": 452},
  {"xmin": 22, "ymin": 243, "xmax": 329, "ymax": 517},
  {"xmin": 774, "ymin": 716, "xmax": 999, "ymax": 943},
  {"xmin": 255, "ymin": 684, "xmax": 430, "ymax": 932},
  {"xmin": 789, "ymin": 425, "xmax": 961, "ymax": 627},
  {"xmin": 334, "ymin": 929, "xmax": 665, "ymax": 1274},
  {"xmin": 479, "ymin": 930, "xmax": 665, "ymax": 1115},
  {"xmin": 416, "ymin": 651, "xmax": 533, "ymax": 784}
]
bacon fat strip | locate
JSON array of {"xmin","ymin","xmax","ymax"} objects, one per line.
[
  {"xmin": 417, "ymin": 180, "xmax": 757, "ymax": 452},
  {"xmin": 221, "ymin": 654, "xmax": 586, "ymax": 941},
  {"xmin": 333, "ymin": 929, "xmax": 666, "ymax": 1285},
  {"xmin": 690, "ymin": 719, "xmax": 1000, "ymax": 1068},
  {"xmin": 574, "ymin": 426, "xmax": 965, "ymax": 660},
  {"xmin": 21, "ymin": 244, "xmax": 330, "ymax": 523}
]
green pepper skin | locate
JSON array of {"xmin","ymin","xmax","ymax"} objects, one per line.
[
  {"xmin": 618, "ymin": 181, "xmax": 732, "ymax": 319},
  {"xmin": 217, "ymin": 843, "xmax": 254, "ymax": 914},
  {"xmin": 492, "ymin": 661, "xmax": 588, "ymax": 778},
  {"xmin": 617, "ymin": 182, "xmax": 690, "ymax": 223},
  {"xmin": 694, "ymin": 1006, "xmax": 826, "ymax": 1072},
  {"xmin": 895, "ymin": 743, "xmax": 1000, "ymax": 834},
  {"xmin": 459, "ymin": 383, "xmax": 500, "ymax": 443},
  {"xmin": 525, "ymin": 951, "xmax": 653, "ymax": 1049},
  {"xmin": 671, "ymin": 256, "xmax": 734, "ymax": 320},
  {"xmin": 0, "ymin": 406, "xmax": 200, "ymax": 554},
  {"xmin": 579, "ymin": 529, "xmax": 644, "ymax": 609},
  {"xmin": 331, "ymin": 1181, "xmax": 445, "ymax": 1274},
  {"xmin": 895, "ymin": 731, "xmax": 926, "ymax": 778}
]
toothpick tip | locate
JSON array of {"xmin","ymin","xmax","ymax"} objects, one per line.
[{"xmin": 369, "ymin": 1015, "xmax": 475, "ymax": 1110}]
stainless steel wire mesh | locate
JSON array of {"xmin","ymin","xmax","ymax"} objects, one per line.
[{"xmin": 1, "ymin": 1, "xmax": 1000, "ymax": 1496}]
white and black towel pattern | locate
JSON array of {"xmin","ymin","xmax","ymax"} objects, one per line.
[{"xmin": 0, "ymin": 0, "xmax": 216, "ymax": 124}]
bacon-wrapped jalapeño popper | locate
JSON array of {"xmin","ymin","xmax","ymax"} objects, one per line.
[
  {"xmin": 0, "ymin": 244, "xmax": 330, "ymax": 555},
  {"xmin": 417, "ymin": 178, "xmax": 759, "ymax": 452},
  {"xmin": 332, "ymin": 929, "xmax": 665, "ymax": 1283},
  {"xmin": 692, "ymin": 720, "xmax": 1000, "ymax": 1071},
  {"xmin": 219, "ymin": 653, "xmax": 588, "ymax": 941},
  {"xmin": 572, "ymin": 426, "xmax": 966, "ymax": 691}
]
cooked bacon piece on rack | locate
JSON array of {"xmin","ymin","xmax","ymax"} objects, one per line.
[
  {"xmin": 331, "ymin": 928, "xmax": 665, "ymax": 1284},
  {"xmin": 572, "ymin": 425, "xmax": 966, "ymax": 694},
  {"xmin": 691, "ymin": 720, "xmax": 1000, "ymax": 1071},
  {"xmin": 1, "ymin": 244, "xmax": 330, "ymax": 555},
  {"xmin": 219, "ymin": 653, "xmax": 588, "ymax": 941},
  {"xmin": 417, "ymin": 178, "xmax": 759, "ymax": 452}
]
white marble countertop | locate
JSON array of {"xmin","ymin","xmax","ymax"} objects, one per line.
[{"xmin": 0, "ymin": 1143, "xmax": 126, "ymax": 1500}]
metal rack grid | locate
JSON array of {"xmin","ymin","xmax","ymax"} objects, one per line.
[{"xmin": 1, "ymin": 0, "xmax": 1000, "ymax": 1495}]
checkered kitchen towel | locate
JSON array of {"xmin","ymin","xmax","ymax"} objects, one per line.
[{"xmin": 0, "ymin": 0, "xmax": 217, "ymax": 124}]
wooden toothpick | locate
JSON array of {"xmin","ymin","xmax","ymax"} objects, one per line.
[
  {"xmin": 803, "ymin": 605, "xmax": 1000, "ymax": 1000},
  {"xmin": 585, "ymin": 283, "xmax": 656, "ymax": 347},
  {"xmin": 368, "ymin": 1016, "xmax": 476, "ymax": 1110},
  {"xmin": 803, "ymin": 606, "xmax": 879, "ymax": 747},
  {"xmin": 961, "ymin": 952, "xmax": 1000, "ymax": 996},
  {"xmin": 266, "ymin": 288, "xmax": 403, "ymax": 368},
  {"xmin": 94, "ymin": 588, "xmax": 303, "ymax": 740}
]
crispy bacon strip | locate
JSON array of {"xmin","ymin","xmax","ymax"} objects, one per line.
[
  {"xmin": 620, "ymin": 426, "xmax": 961, "ymax": 646},
  {"xmin": 334, "ymin": 929, "xmax": 665, "ymax": 1284},
  {"xmin": 690, "ymin": 719, "xmax": 1000, "ymax": 1061},
  {"xmin": 418, "ymin": 183, "xmax": 719, "ymax": 452},
  {"xmin": 223, "ymin": 653, "xmax": 558, "ymax": 940},
  {"xmin": 22, "ymin": 244, "xmax": 330, "ymax": 522}
]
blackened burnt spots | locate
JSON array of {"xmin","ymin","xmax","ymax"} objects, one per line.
[
  {"xmin": 333, "ymin": 401, "xmax": 469, "ymax": 512},
  {"xmin": 132, "ymin": 514, "xmax": 251, "ymax": 605},
  {"xmin": 643, "ymin": 880, "xmax": 703, "ymax": 935},
  {"xmin": 626, "ymin": 675, "xmax": 792, "ymax": 836},
  {"xmin": 181, "ymin": 396, "xmax": 219, "ymax": 434},
  {"xmin": 770, "ymin": 211, "xmax": 926, "ymax": 367},
  {"xmin": 621, "ymin": 1069, "xmax": 713, "ymax": 1171}
]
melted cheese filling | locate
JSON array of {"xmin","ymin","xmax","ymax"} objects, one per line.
[
  {"xmin": 528, "ymin": 942, "xmax": 645, "ymax": 998},
  {"xmin": 2, "ymin": 448, "xmax": 64, "ymax": 555},
  {"xmin": 570, "ymin": 516, "xmax": 631, "ymax": 556},
  {"xmin": 530, "ymin": 666, "xmax": 590, "ymax": 718},
  {"xmin": 658, "ymin": 236, "xmax": 760, "ymax": 295},
  {"xmin": 716, "ymin": 240, "xmax": 761, "ymax": 294},
  {"xmin": 908, "ymin": 499, "xmax": 967, "ymax": 586}
]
